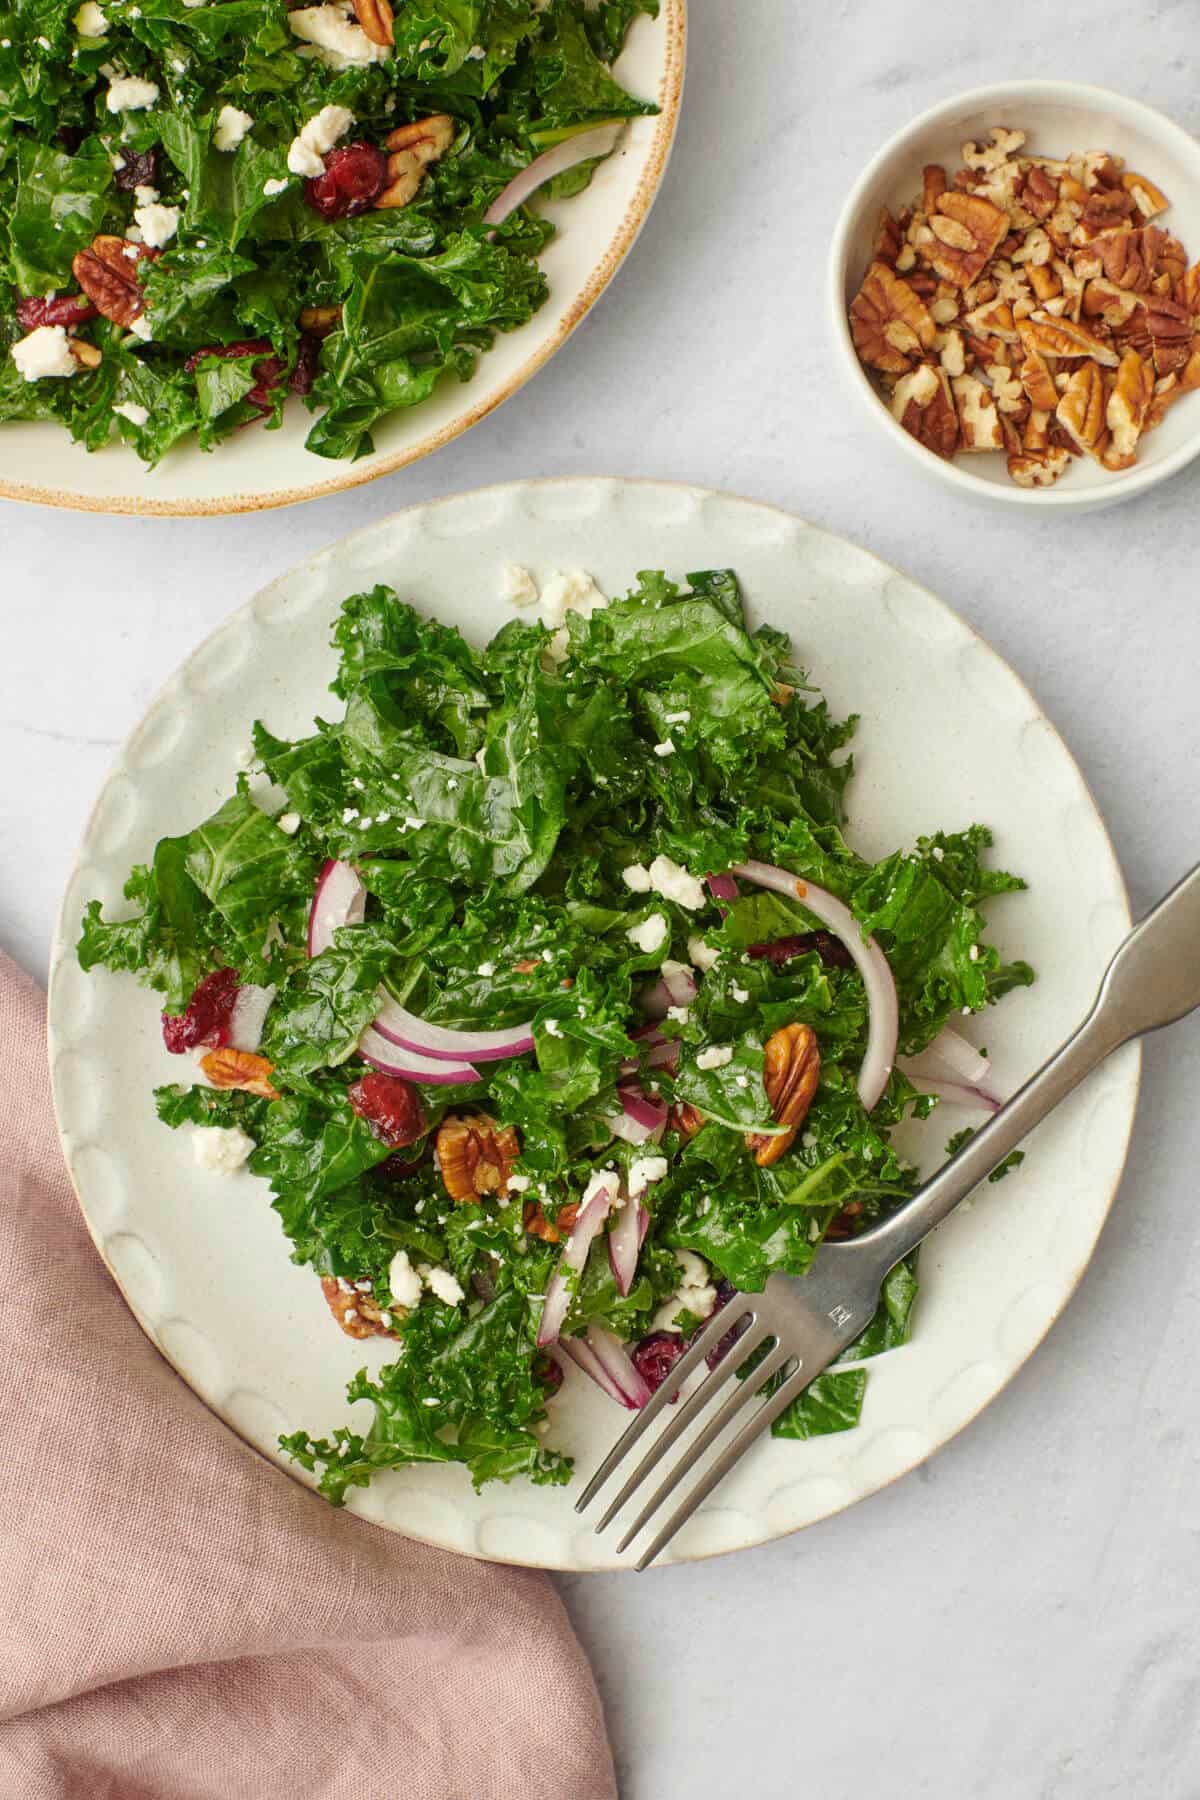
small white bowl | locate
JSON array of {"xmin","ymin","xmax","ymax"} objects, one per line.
[{"xmin": 829, "ymin": 81, "xmax": 1200, "ymax": 512}]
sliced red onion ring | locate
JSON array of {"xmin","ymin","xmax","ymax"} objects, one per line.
[
  {"xmin": 607, "ymin": 1193, "xmax": 650, "ymax": 1296},
  {"xmin": 905, "ymin": 1024, "xmax": 991, "ymax": 1090},
  {"xmin": 640, "ymin": 963, "xmax": 697, "ymax": 1020},
  {"xmin": 707, "ymin": 872, "xmax": 740, "ymax": 902},
  {"xmin": 228, "ymin": 982, "xmax": 275, "ymax": 1053},
  {"xmin": 483, "ymin": 123, "xmax": 623, "ymax": 227},
  {"xmin": 605, "ymin": 1083, "xmax": 668, "ymax": 1146},
  {"xmin": 619, "ymin": 1026, "xmax": 680, "ymax": 1079},
  {"xmin": 537, "ymin": 1171, "xmax": 619, "ymax": 1347},
  {"xmin": 559, "ymin": 1334, "xmax": 638, "ymax": 1409},
  {"xmin": 584, "ymin": 1323, "xmax": 652, "ymax": 1407},
  {"xmin": 372, "ymin": 990, "xmax": 534, "ymax": 1064},
  {"xmin": 308, "ymin": 857, "xmax": 365, "ymax": 957},
  {"xmin": 358, "ymin": 1025, "xmax": 479, "ymax": 1087},
  {"xmin": 918, "ymin": 1078, "xmax": 1002, "ymax": 1116},
  {"xmin": 730, "ymin": 860, "xmax": 900, "ymax": 1113}
]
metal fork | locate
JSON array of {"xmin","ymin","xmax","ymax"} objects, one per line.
[{"xmin": 577, "ymin": 863, "xmax": 1200, "ymax": 1568}]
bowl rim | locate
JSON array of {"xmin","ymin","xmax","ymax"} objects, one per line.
[
  {"xmin": 827, "ymin": 79, "xmax": 1200, "ymax": 509},
  {"xmin": 0, "ymin": 1, "xmax": 686, "ymax": 519}
]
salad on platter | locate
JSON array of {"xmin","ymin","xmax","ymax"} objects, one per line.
[
  {"xmin": 0, "ymin": 0, "xmax": 658, "ymax": 465},
  {"xmin": 78, "ymin": 565, "xmax": 1034, "ymax": 1503}
]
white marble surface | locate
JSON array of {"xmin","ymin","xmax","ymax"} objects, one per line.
[{"xmin": 4, "ymin": 4, "xmax": 1200, "ymax": 1795}]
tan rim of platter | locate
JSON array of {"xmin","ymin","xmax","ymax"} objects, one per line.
[{"xmin": 0, "ymin": 4, "xmax": 686, "ymax": 518}]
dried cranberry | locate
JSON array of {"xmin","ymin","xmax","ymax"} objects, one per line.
[
  {"xmin": 246, "ymin": 354, "xmax": 286, "ymax": 416},
  {"xmin": 57, "ymin": 125, "xmax": 86, "ymax": 154},
  {"xmin": 161, "ymin": 967, "xmax": 240, "ymax": 1054},
  {"xmin": 374, "ymin": 1147, "xmax": 427, "ymax": 1181},
  {"xmin": 304, "ymin": 143, "xmax": 387, "ymax": 221},
  {"xmin": 113, "ymin": 147, "xmax": 159, "ymax": 193},
  {"xmin": 15, "ymin": 293, "xmax": 98, "ymax": 331},
  {"xmin": 533, "ymin": 1351, "xmax": 564, "ymax": 1396},
  {"xmin": 289, "ymin": 332, "xmax": 322, "ymax": 396},
  {"xmin": 348, "ymin": 1072, "xmax": 426, "ymax": 1148},
  {"xmin": 632, "ymin": 1330, "xmax": 686, "ymax": 1398},
  {"xmin": 704, "ymin": 1280, "xmax": 746, "ymax": 1371},
  {"xmin": 746, "ymin": 930, "xmax": 853, "ymax": 970},
  {"xmin": 184, "ymin": 338, "xmax": 272, "ymax": 374}
]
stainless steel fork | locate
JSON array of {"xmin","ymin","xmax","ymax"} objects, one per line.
[{"xmin": 577, "ymin": 863, "xmax": 1200, "ymax": 1568}]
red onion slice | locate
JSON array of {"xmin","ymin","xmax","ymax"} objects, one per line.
[
  {"xmin": 707, "ymin": 873, "xmax": 740, "ymax": 903},
  {"xmin": 731, "ymin": 861, "xmax": 899, "ymax": 1113},
  {"xmin": 483, "ymin": 123, "xmax": 623, "ymax": 227},
  {"xmin": 905, "ymin": 1024, "xmax": 991, "ymax": 1090},
  {"xmin": 605, "ymin": 1083, "xmax": 668, "ymax": 1146},
  {"xmin": 308, "ymin": 858, "xmax": 365, "ymax": 957},
  {"xmin": 619, "ymin": 1027, "xmax": 680, "ymax": 1079},
  {"xmin": 584, "ymin": 1323, "xmax": 652, "ymax": 1407},
  {"xmin": 607, "ymin": 1193, "xmax": 650, "ymax": 1297},
  {"xmin": 228, "ymin": 983, "xmax": 275, "ymax": 1053},
  {"xmin": 537, "ymin": 1171, "xmax": 618, "ymax": 1347},
  {"xmin": 372, "ymin": 990, "xmax": 534, "ymax": 1064},
  {"xmin": 918, "ymin": 1078, "xmax": 1002, "ymax": 1116},
  {"xmin": 559, "ymin": 1334, "xmax": 638, "ymax": 1409},
  {"xmin": 358, "ymin": 1025, "xmax": 479, "ymax": 1087},
  {"xmin": 640, "ymin": 963, "xmax": 697, "ymax": 1021}
]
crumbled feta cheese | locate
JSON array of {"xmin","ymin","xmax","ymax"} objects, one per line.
[
  {"xmin": 626, "ymin": 912, "xmax": 667, "ymax": 955},
  {"xmin": 628, "ymin": 1155, "xmax": 668, "ymax": 1197},
  {"xmin": 731, "ymin": 984, "xmax": 749, "ymax": 1004},
  {"xmin": 477, "ymin": 961, "xmax": 496, "ymax": 977},
  {"xmin": 735, "ymin": 1075, "xmax": 748, "ymax": 1087},
  {"xmin": 687, "ymin": 934, "xmax": 719, "ymax": 972},
  {"xmin": 543, "ymin": 1019, "xmax": 563, "ymax": 1038},
  {"xmin": 580, "ymin": 1168, "xmax": 618, "ymax": 1213},
  {"xmin": 507, "ymin": 1173, "xmax": 532, "ymax": 1193},
  {"xmin": 419, "ymin": 1263, "xmax": 465, "ymax": 1306},
  {"xmin": 501, "ymin": 563, "xmax": 539, "ymax": 607},
  {"xmin": 969, "ymin": 945, "xmax": 980, "ymax": 962},
  {"xmin": 287, "ymin": 103, "xmax": 355, "ymax": 178},
  {"xmin": 403, "ymin": 816, "xmax": 424, "ymax": 831},
  {"xmin": 134, "ymin": 200, "xmax": 179, "ymax": 248},
  {"xmin": 647, "ymin": 854, "xmax": 706, "ymax": 911},
  {"xmin": 388, "ymin": 1248, "xmax": 423, "ymax": 1310},
  {"xmin": 539, "ymin": 568, "xmax": 609, "ymax": 632},
  {"xmin": 11, "ymin": 326, "xmax": 78, "ymax": 382},
  {"xmin": 262, "ymin": 176, "xmax": 290, "ymax": 196},
  {"xmin": 446, "ymin": 778, "xmax": 458, "ymax": 791},
  {"xmin": 128, "ymin": 313, "xmax": 154, "ymax": 341},
  {"xmin": 74, "ymin": 2, "xmax": 108, "ymax": 35},
  {"xmin": 288, "ymin": 1, "xmax": 390, "ymax": 69},
  {"xmin": 962, "ymin": 1005, "xmax": 972, "ymax": 1016},
  {"xmin": 112, "ymin": 400, "xmax": 149, "ymax": 426},
  {"xmin": 276, "ymin": 811, "xmax": 301, "ymax": 835},
  {"xmin": 341, "ymin": 806, "xmax": 359, "ymax": 823},
  {"xmin": 622, "ymin": 863, "xmax": 652, "ymax": 893},
  {"xmin": 653, "ymin": 1249, "xmax": 717, "ymax": 1330},
  {"xmin": 106, "ymin": 74, "xmax": 159, "ymax": 111},
  {"xmin": 932, "ymin": 845, "xmax": 945, "ymax": 861},
  {"xmin": 664, "ymin": 710, "xmax": 691, "ymax": 724},
  {"xmin": 666, "ymin": 1004, "xmax": 690, "ymax": 1024},
  {"xmin": 191, "ymin": 1125, "xmax": 255, "ymax": 1174},
  {"xmin": 213, "ymin": 104, "xmax": 253, "ymax": 152},
  {"xmin": 653, "ymin": 739, "xmax": 675, "ymax": 758},
  {"xmin": 801, "ymin": 1130, "xmax": 817, "ymax": 1149},
  {"xmin": 465, "ymin": 42, "xmax": 486, "ymax": 58},
  {"xmin": 696, "ymin": 1045, "xmax": 732, "ymax": 1070}
]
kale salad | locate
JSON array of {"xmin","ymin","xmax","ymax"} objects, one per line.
[
  {"xmin": 78, "ymin": 566, "xmax": 1034, "ymax": 1503},
  {"xmin": 0, "ymin": 0, "xmax": 658, "ymax": 464}
]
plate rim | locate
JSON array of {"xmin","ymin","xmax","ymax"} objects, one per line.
[
  {"xmin": 47, "ymin": 475, "xmax": 1142, "ymax": 1569},
  {"xmin": 0, "ymin": 4, "xmax": 686, "ymax": 519}
]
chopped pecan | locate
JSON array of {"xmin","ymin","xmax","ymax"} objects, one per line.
[
  {"xmin": 928, "ymin": 193, "xmax": 1009, "ymax": 287},
  {"xmin": 1017, "ymin": 334, "xmax": 1058, "ymax": 412},
  {"xmin": 384, "ymin": 114, "xmax": 456, "ymax": 165},
  {"xmin": 198, "ymin": 1047, "xmax": 280, "ymax": 1099},
  {"xmin": 436, "ymin": 1113, "xmax": 520, "ymax": 1202},
  {"xmin": 874, "ymin": 207, "xmax": 903, "ymax": 266},
  {"xmin": 1142, "ymin": 226, "xmax": 1187, "ymax": 286},
  {"xmin": 1144, "ymin": 294, "xmax": 1193, "ymax": 374},
  {"xmin": 68, "ymin": 338, "xmax": 102, "ymax": 370},
  {"xmin": 1178, "ymin": 261, "xmax": 1200, "ymax": 316},
  {"xmin": 1021, "ymin": 310, "xmax": 1119, "ymax": 366},
  {"xmin": 71, "ymin": 235, "xmax": 157, "ymax": 327},
  {"xmin": 1056, "ymin": 361, "xmax": 1107, "ymax": 453},
  {"xmin": 1122, "ymin": 171, "xmax": 1169, "ymax": 220},
  {"xmin": 1027, "ymin": 262, "xmax": 1061, "ymax": 304},
  {"xmin": 1182, "ymin": 347, "xmax": 1200, "ymax": 393},
  {"xmin": 1085, "ymin": 228, "xmax": 1152, "ymax": 292},
  {"xmin": 922, "ymin": 164, "xmax": 947, "ymax": 213},
  {"xmin": 1081, "ymin": 277, "xmax": 1140, "ymax": 329},
  {"xmin": 952, "ymin": 372, "xmax": 1004, "ymax": 449},
  {"xmin": 963, "ymin": 298, "xmax": 1018, "ymax": 341},
  {"xmin": 1007, "ymin": 448, "xmax": 1071, "ymax": 488},
  {"xmin": 524, "ymin": 1198, "xmax": 579, "ymax": 1245},
  {"xmin": 320, "ymin": 1275, "xmax": 402, "ymax": 1340},
  {"xmin": 745, "ymin": 1024, "xmax": 820, "ymax": 1168},
  {"xmin": 298, "ymin": 304, "xmax": 342, "ymax": 336},
  {"xmin": 669, "ymin": 1102, "xmax": 705, "ymax": 1140},
  {"xmin": 1023, "ymin": 407, "xmax": 1051, "ymax": 453},
  {"xmin": 849, "ymin": 261, "xmax": 937, "ymax": 373},
  {"xmin": 961, "ymin": 128, "xmax": 1025, "ymax": 173},
  {"xmin": 352, "ymin": 0, "xmax": 393, "ymax": 46},
  {"xmin": 1021, "ymin": 164, "xmax": 1060, "ymax": 221},
  {"xmin": 890, "ymin": 361, "xmax": 959, "ymax": 456},
  {"xmin": 1143, "ymin": 372, "xmax": 1182, "ymax": 433},
  {"xmin": 1105, "ymin": 349, "xmax": 1154, "ymax": 463}
]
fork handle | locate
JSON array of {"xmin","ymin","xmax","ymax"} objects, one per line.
[{"xmin": 856, "ymin": 862, "xmax": 1200, "ymax": 1278}]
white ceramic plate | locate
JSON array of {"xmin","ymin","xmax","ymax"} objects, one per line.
[
  {"xmin": 48, "ymin": 479, "xmax": 1140, "ymax": 1569},
  {"xmin": 0, "ymin": 8, "xmax": 683, "ymax": 518}
]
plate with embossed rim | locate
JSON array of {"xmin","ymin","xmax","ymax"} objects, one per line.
[
  {"xmin": 47, "ymin": 478, "xmax": 1140, "ymax": 1569},
  {"xmin": 0, "ymin": 6, "xmax": 683, "ymax": 518}
]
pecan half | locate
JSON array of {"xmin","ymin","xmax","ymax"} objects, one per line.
[
  {"xmin": 198, "ymin": 1047, "xmax": 280, "ymax": 1099},
  {"xmin": 384, "ymin": 114, "xmax": 456, "ymax": 165},
  {"xmin": 1021, "ymin": 310, "xmax": 1119, "ymax": 366},
  {"xmin": 436, "ymin": 1113, "xmax": 520, "ymax": 1202},
  {"xmin": 745, "ymin": 1024, "xmax": 820, "ymax": 1168},
  {"xmin": 927, "ymin": 193, "xmax": 1008, "ymax": 288},
  {"xmin": 72, "ymin": 235, "xmax": 157, "ymax": 327},
  {"xmin": 668, "ymin": 1102, "xmax": 705, "ymax": 1140},
  {"xmin": 352, "ymin": 0, "xmax": 393, "ymax": 46},
  {"xmin": 1056, "ymin": 361, "xmax": 1107, "ymax": 454},
  {"xmin": 849, "ymin": 261, "xmax": 937, "ymax": 374},
  {"xmin": 320, "ymin": 1275, "xmax": 402, "ymax": 1340}
]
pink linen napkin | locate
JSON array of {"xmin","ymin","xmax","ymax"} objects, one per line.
[{"xmin": 0, "ymin": 954, "xmax": 616, "ymax": 1800}]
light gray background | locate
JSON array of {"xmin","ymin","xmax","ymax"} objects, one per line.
[{"xmin": 5, "ymin": 5, "xmax": 1200, "ymax": 1796}]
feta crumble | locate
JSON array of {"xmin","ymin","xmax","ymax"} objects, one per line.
[
  {"xmin": 213, "ymin": 104, "xmax": 253, "ymax": 151},
  {"xmin": 11, "ymin": 326, "xmax": 78, "ymax": 382},
  {"xmin": 276, "ymin": 811, "xmax": 301, "ymax": 835},
  {"xmin": 388, "ymin": 1248, "xmax": 423, "ymax": 1310},
  {"xmin": 543, "ymin": 1019, "xmax": 563, "ymax": 1038},
  {"xmin": 134, "ymin": 199, "xmax": 180, "ymax": 248},
  {"xmin": 628, "ymin": 1155, "xmax": 669, "ymax": 1196},
  {"xmin": 106, "ymin": 74, "xmax": 159, "ymax": 111},
  {"xmin": 687, "ymin": 934, "xmax": 719, "ymax": 972},
  {"xmin": 622, "ymin": 863, "xmax": 652, "ymax": 894},
  {"xmin": 191, "ymin": 1125, "xmax": 255, "ymax": 1174},
  {"xmin": 288, "ymin": 2, "xmax": 390, "ymax": 70},
  {"xmin": 696, "ymin": 1045, "xmax": 733, "ymax": 1070},
  {"xmin": 626, "ymin": 912, "xmax": 667, "ymax": 955},
  {"xmin": 287, "ymin": 103, "xmax": 355, "ymax": 178},
  {"xmin": 419, "ymin": 1263, "xmax": 465, "ymax": 1306},
  {"xmin": 74, "ymin": 2, "xmax": 108, "ymax": 35},
  {"xmin": 653, "ymin": 739, "xmax": 676, "ymax": 758},
  {"xmin": 112, "ymin": 400, "xmax": 149, "ymax": 426},
  {"xmin": 502, "ymin": 564, "xmax": 539, "ymax": 607},
  {"xmin": 262, "ymin": 176, "xmax": 290, "ymax": 196},
  {"xmin": 647, "ymin": 854, "xmax": 706, "ymax": 911}
]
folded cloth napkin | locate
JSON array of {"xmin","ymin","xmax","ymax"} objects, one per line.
[{"xmin": 0, "ymin": 954, "xmax": 616, "ymax": 1800}]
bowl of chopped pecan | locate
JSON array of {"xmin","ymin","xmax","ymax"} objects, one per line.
[{"xmin": 830, "ymin": 83, "xmax": 1200, "ymax": 508}]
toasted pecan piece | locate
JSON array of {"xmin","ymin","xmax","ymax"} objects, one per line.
[
  {"xmin": 199, "ymin": 1047, "xmax": 280, "ymax": 1100},
  {"xmin": 436, "ymin": 1113, "xmax": 520, "ymax": 1202},
  {"xmin": 746, "ymin": 1024, "xmax": 820, "ymax": 1168}
]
